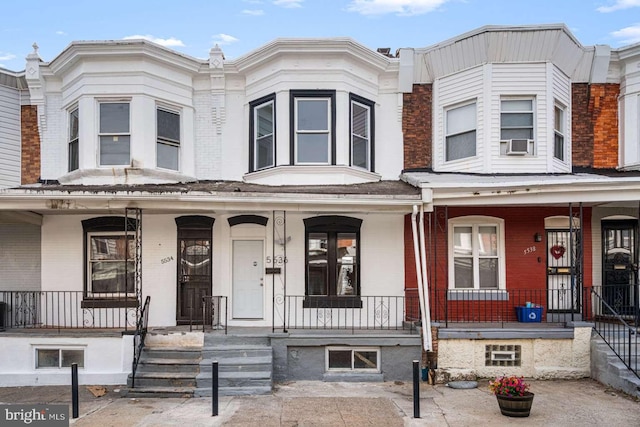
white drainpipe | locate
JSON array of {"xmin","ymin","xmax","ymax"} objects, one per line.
[
  {"xmin": 418, "ymin": 204, "xmax": 433, "ymax": 350},
  {"xmin": 411, "ymin": 205, "xmax": 430, "ymax": 351}
]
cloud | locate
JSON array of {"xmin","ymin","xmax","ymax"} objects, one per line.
[
  {"xmin": 242, "ymin": 9, "xmax": 265, "ymax": 15},
  {"xmin": 212, "ymin": 33, "xmax": 239, "ymax": 45},
  {"xmin": 0, "ymin": 52, "xmax": 16, "ymax": 61},
  {"xmin": 611, "ymin": 23, "xmax": 640, "ymax": 44},
  {"xmin": 346, "ymin": 0, "xmax": 448, "ymax": 16},
  {"xmin": 122, "ymin": 35, "xmax": 185, "ymax": 47},
  {"xmin": 273, "ymin": 0, "xmax": 303, "ymax": 8},
  {"xmin": 56, "ymin": 31, "xmax": 67, "ymax": 36},
  {"xmin": 597, "ymin": 0, "xmax": 640, "ymax": 12}
]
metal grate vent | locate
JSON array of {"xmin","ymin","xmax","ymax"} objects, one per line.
[{"xmin": 485, "ymin": 344, "xmax": 521, "ymax": 366}]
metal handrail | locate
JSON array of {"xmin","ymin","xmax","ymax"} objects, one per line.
[
  {"xmin": 590, "ymin": 288, "xmax": 639, "ymax": 379},
  {"xmin": 131, "ymin": 296, "xmax": 151, "ymax": 388},
  {"xmin": 202, "ymin": 296, "xmax": 228, "ymax": 335}
]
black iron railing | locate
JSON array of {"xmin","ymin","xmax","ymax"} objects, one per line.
[
  {"xmin": 131, "ymin": 296, "xmax": 151, "ymax": 388},
  {"xmin": 590, "ymin": 286, "xmax": 639, "ymax": 380},
  {"xmin": 0, "ymin": 291, "xmax": 138, "ymax": 330},
  {"xmin": 202, "ymin": 296, "xmax": 228, "ymax": 334},
  {"xmin": 283, "ymin": 295, "xmax": 420, "ymax": 333}
]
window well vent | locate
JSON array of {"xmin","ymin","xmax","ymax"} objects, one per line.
[{"xmin": 485, "ymin": 344, "xmax": 521, "ymax": 367}]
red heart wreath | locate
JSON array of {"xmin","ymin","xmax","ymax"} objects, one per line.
[{"xmin": 550, "ymin": 245, "xmax": 565, "ymax": 259}]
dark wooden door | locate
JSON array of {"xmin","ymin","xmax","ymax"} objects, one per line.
[
  {"xmin": 602, "ymin": 220, "xmax": 637, "ymax": 316},
  {"xmin": 177, "ymin": 237, "xmax": 211, "ymax": 324}
]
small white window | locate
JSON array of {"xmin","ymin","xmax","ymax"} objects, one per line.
[
  {"xmin": 69, "ymin": 108, "xmax": 79, "ymax": 172},
  {"xmin": 253, "ymin": 100, "xmax": 275, "ymax": 171},
  {"xmin": 157, "ymin": 107, "xmax": 181, "ymax": 171},
  {"xmin": 554, "ymin": 105, "xmax": 565, "ymax": 161},
  {"xmin": 351, "ymin": 96, "xmax": 373, "ymax": 171},
  {"xmin": 445, "ymin": 102, "xmax": 476, "ymax": 161},
  {"xmin": 449, "ymin": 216, "xmax": 505, "ymax": 290},
  {"xmin": 99, "ymin": 102, "xmax": 130, "ymax": 166},
  {"xmin": 326, "ymin": 347, "xmax": 379, "ymax": 372},
  {"xmin": 36, "ymin": 348, "xmax": 84, "ymax": 369}
]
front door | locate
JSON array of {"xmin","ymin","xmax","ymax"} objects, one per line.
[
  {"xmin": 602, "ymin": 220, "xmax": 637, "ymax": 316},
  {"xmin": 232, "ymin": 240, "xmax": 264, "ymax": 319},
  {"xmin": 177, "ymin": 236, "xmax": 212, "ymax": 324},
  {"xmin": 546, "ymin": 229, "xmax": 581, "ymax": 313}
]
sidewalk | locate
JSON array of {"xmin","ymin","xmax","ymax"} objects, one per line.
[{"xmin": 0, "ymin": 379, "xmax": 638, "ymax": 426}]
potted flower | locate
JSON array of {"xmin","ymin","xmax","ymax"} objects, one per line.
[{"xmin": 488, "ymin": 375, "xmax": 534, "ymax": 417}]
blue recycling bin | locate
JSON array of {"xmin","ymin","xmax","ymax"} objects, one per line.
[{"xmin": 516, "ymin": 306, "xmax": 543, "ymax": 323}]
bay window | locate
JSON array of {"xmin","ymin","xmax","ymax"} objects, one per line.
[
  {"xmin": 350, "ymin": 94, "xmax": 375, "ymax": 171},
  {"xmin": 249, "ymin": 94, "xmax": 276, "ymax": 172},
  {"xmin": 445, "ymin": 101, "xmax": 476, "ymax": 161},
  {"xmin": 291, "ymin": 90, "xmax": 336, "ymax": 165},
  {"xmin": 69, "ymin": 108, "xmax": 79, "ymax": 172},
  {"xmin": 99, "ymin": 102, "xmax": 130, "ymax": 166},
  {"xmin": 554, "ymin": 104, "xmax": 565, "ymax": 161},
  {"xmin": 156, "ymin": 107, "xmax": 180, "ymax": 170}
]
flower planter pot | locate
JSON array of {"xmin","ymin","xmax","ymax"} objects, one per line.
[{"xmin": 496, "ymin": 392, "xmax": 534, "ymax": 417}]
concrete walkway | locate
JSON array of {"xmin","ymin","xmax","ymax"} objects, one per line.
[{"xmin": 0, "ymin": 379, "xmax": 638, "ymax": 426}]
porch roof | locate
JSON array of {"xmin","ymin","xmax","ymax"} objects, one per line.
[
  {"xmin": 0, "ymin": 180, "xmax": 422, "ymax": 214},
  {"xmin": 402, "ymin": 169, "xmax": 640, "ymax": 207}
]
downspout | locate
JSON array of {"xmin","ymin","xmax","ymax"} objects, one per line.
[
  {"xmin": 411, "ymin": 205, "xmax": 429, "ymax": 351},
  {"xmin": 418, "ymin": 204, "xmax": 433, "ymax": 351}
]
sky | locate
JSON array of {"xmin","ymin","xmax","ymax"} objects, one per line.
[{"xmin": 1, "ymin": 0, "xmax": 640, "ymax": 71}]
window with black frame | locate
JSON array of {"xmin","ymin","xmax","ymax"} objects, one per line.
[{"xmin": 304, "ymin": 216, "xmax": 362, "ymax": 308}]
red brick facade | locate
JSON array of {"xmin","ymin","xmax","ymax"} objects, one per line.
[
  {"xmin": 21, "ymin": 105, "xmax": 41, "ymax": 184},
  {"xmin": 572, "ymin": 83, "xmax": 620, "ymax": 169},
  {"xmin": 402, "ymin": 84, "xmax": 432, "ymax": 170},
  {"xmin": 405, "ymin": 206, "xmax": 593, "ymax": 321},
  {"xmin": 590, "ymin": 84, "xmax": 619, "ymax": 169}
]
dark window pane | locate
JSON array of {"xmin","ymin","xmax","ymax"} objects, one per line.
[
  {"xmin": 62, "ymin": 350, "xmax": 84, "ymax": 368},
  {"xmin": 308, "ymin": 233, "xmax": 328, "ymax": 295},
  {"xmin": 37, "ymin": 349, "xmax": 59, "ymax": 368},
  {"xmin": 257, "ymin": 134, "xmax": 274, "ymax": 169},
  {"xmin": 446, "ymin": 130, "xmax": 476, "ymax": 161},
  {"xmin": 454, "ymin": 257, "xmax": 473, "ymax": 288},
  {"xmin": 69, "ymin": 139, "xmax": 79, "ymax": 172},
  {"xmin": 257, "ymin": 103, "xmax": 273, "ymax": 137},
  {"xmin": 157, "ymin": 109, "xmax": 180, "ymax": 142},
  {"xmin": 336, "ymin": 233, "xmax": 357, "ymax": 296},
  {"xmin": 297, "ymin": 134, "xmax": 329, "ymax": 163},
  {"xmin": 501, "ymin": 128, "xmax": 533, "ymax": 140},
  {"xmin": 479, "ymin": 258, "xmax": 498, "ymax": 288},
  {"xmin": 297, "ymin": 99, "xmax": 328, "ymax": 130},
  {"xmin": 554, "ymin": 134, "xmax": 564, "ymax": 160},
  {"xmin": 501, "ymin": 112, "xmax": 533, "ymax": 127},
  {"xmin": 100, "ymin": 103, "xmax": 129, "ymax": 133},
  {"xmin": 100, "ymin": 135, "xmax": 130, "ymax": 165},
  {"xmin": 69, "ymin": 109, "xmax": 79, "ymax": 140},
  {"xmin": 352, "ymin": 135, "xmax": 368, "ymax": 169},
  {"xmin": 328, "ymin": 350, "xmax": 352, "ymax": 369},
  {"xmin": 157, "ymin": 142, "xmax": 179, "ymax": 170},
  {"xmin": 352, "ymin": 103, "xmax": 368, "ymax": 138},
  {"xmin": 353, "ymin": 351, "xmax": 377, "ymax": 369}
]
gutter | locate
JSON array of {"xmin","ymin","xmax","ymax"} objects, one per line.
[{"xmin": 411, "ymin": 205, "xmax": 431, "ymax": 351}]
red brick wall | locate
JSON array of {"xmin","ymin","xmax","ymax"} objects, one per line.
[
  {"xmin": 590, "ymin": 84, "xmax": 619, "ymax": 169},
  {"xmin": 404, "ymin": 206, "xmax": 593, "ymax": 320},
  {"xmin": 572, "ymin": 83, "xmax": 620, "ymax": 169},
  {"xmin": 402, "ymin": 84, "xmax": 432, "ymax": 169},
  {"xmin": 571, "ymin": 83, "xmax": 593, "ymax": 167},
  {"xmin": 21, "ymin": 105, "xmax": 41, "ymax": 184}
]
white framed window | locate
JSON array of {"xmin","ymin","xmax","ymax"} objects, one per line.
[
  {"xmin": 35, "ymin": 348, "xmax": 84, "ymax": 369},
  {"xmin": 445, "ymin": 101, "xmax": 476, "ymax": 161},
  {"xmin": 156, "ymin": 106, "xmax": 181, "ymax": 170},
  {"xmin": 251, "ymin": 96, "xmax": 275, "ymax": 171},
  {"xmin": 87, "ymin": 232, "xmax": 135, "ymax": 295},
  {"xmin": 326, "ymin": 347, "xmax": 379, "ymax": 372},
  {"xmin": 448, "ymin": 216, "xmax": 505, "ymax": 290},
  {"xmin": 350, "ymin": 94, "xmax": 374, "ymax": 171},
  {"xmin": 554, "ymin": 104, "xmax": 565, "ymax": 161},
  {"xmin": 292, "ymin": 91, "xmax": 335, "ymax": 165},
  {"xmin": 500, "ymin": 98, "xmax": 534, "ymax": 151},
  {"xmin": 68, "ymin": 108, "xmax": 79, "ymax": 172},
  {"xmin": 99, "ymin": 102, "xmax": 130, "ymax": 166}
]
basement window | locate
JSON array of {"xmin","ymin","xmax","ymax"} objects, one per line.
[
  {"xmin": 326, "ymin": 347, "xmax": 380, "ymax": 372},
  {"xmin": 36, "ymin": 348, "xmax": 85, "ymax": 369},
  {"xmin": 485, "ymin": 344, "xmax": 521, "ymax": 367}
]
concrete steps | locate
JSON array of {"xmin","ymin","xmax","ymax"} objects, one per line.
[
  {"xmin": 196, "ymin": 335, "xmax": 273, "ymax": 396},
  {"xmin": 122, "ymin": 346, "xmax": 202, "ymax": 398},
  {"xmin": 591, "ymin": 333, "xmax": 640, "ymax": 399}
]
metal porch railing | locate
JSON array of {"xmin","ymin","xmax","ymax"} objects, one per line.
[
  {"xmin": 130, "ymin": 295, "xmax": 151, "ymax": 388},
  {"xmin": 590, "ymin": 286, "xmax": 639, "ymax": 380},
  {"xmin": 0, "ymin": 291, "xmax": 139, "ymax": 330},
  {"xmin": 202, "ymin": 296, "xmax": 228, "ymax": 334}
]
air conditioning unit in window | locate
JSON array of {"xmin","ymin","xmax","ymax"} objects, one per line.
[{"xmin": 506, "ymin": 139, "xmax": 532, "ymax": 155}]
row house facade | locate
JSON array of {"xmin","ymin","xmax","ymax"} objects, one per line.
[{"xmin": 0, "ymin": 24, "xmax": 638, "ymax": 393}]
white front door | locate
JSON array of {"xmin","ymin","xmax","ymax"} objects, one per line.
[{"xmin": 232, "ymin": 240, "xmax": 264, "ymax": 319}]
